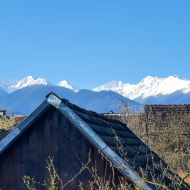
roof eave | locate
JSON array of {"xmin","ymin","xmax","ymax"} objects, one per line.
[{"xmin": 0, "ymin": 99, "xmax": 51, "ymax": 154}]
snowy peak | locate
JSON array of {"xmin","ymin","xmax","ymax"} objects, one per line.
[
  {"xmin": 93, "ymin": 76, "xmax": 190, "ymax": 102},
  {"xmin": 0, "ymin": 76, "xmax": 79, "ymax": 94},
  {"xmin": 58, "ymin": 80, "xmax": 79, "ymax": 92},
  {"xmin": 13, "ymin": 76, "xmax": 50, "ymax": 88},
  {"xmin": 8, "ymin": 76, "xmax": 51, "ymax": 93},
  {"xmin": 93, "ymin": 81, "xmax": 125, "ymax": 91},
  {"xmin": 2, "ymin": 75, "xmax": 190, "ymax": 104},
  {"xmin": 137, "ymin": 75, "xmax": 190, "ymax": 96}
]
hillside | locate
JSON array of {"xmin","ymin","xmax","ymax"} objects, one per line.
[{"xmin": 0, "ymin": 85, "xmax": 139, "ymax": 115}]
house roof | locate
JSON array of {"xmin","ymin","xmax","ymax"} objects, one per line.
[
  {"xmin": 0, "ymin": 92, "xmax": 188, "ymax": 189},
  {"xmin": 145, "ymin": 104, "xmax": 190, "ymax": 114},
  {"xmin": 0, "ymin": 129, "xmax": 11, "ymax": 142},
  {"xmin": 0, "ymin": 116, "xmax": 27, "ymax": 142}
]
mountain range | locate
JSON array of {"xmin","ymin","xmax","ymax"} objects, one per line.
[
  {"xmin": 0, "ymin": 84, "xmax": 139, "ymax": 115},
  {"xmin": 1, "ymin": 75, "xmax": 190, "ymax": 115},
  {"xmin": 93, "ymin": 75, "xmax": 190, "ymax": 104}
]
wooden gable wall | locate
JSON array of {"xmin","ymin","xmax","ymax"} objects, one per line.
[{"xmin": 0, "ymin": 106, "xmax": 125, "ymax": 190}]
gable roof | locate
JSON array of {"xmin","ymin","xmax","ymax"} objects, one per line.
[{"xmin": 0, "ymin": 92, "xmax": 188, "ymax": 189}]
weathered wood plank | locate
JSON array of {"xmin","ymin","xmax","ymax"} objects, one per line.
[
  {"xmin": 2, "ymin": 151, "xmax": 12, "ymax": 190},
  {"xmin": 80, "ymin": 136, "xmax": 93, "ymax": 187},
  {"xmin": 69, "ymin": 123, "xmax": 82, "ymax": 190},
  {"xmin": 21, "ymin": 136, "xmax": 29, "ymax": 190},
  {"xmin": 12, "ymin": 141, "xmax": 22, "ymax": 189},
  {"xmin": 0, "ymin": 157, "xmax": 3, "ymax": 189},
  {"xmin": 94, "ymin": 147, "xmax": 105, "ymax": 178},
  {"xmin": 104, "ymin": 159, "xmax": 114, "ymax": 186},
  {"xmin": 59, "ymin": 116, "xmax": 70, "ymax": 187},
  {"xmin": 36, "ymin": 122, "xmax": 44, "ymax": 187},
  {"xmin": 43, "ymin": 113, "xmax": 52, "ymax": 182},
  {"xmin": 29, "ymin": 127, "xmax": 41, "ymax": 189},
  {"xmin": 51, "ymin": 111, "xmax": 59, "ymax": 175}
]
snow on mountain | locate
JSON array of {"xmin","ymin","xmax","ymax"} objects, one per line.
[
  {"xmin": 8, "ymin": 76, "xmax": 52, "ymax": 93},
  {"xmin": 58, "ymin": 80, "xmax": 79, "ymax": 92},
  {"xmin": 2, "ymin": 75, "xmax": 190, "ymax": 105},
  {"xmin": 0, "ymin": 76, "xmax": 79, "ymax": 93},
  {"xmin": 93, "ymin": 76, "xmax": 190, "ymax": 102}
]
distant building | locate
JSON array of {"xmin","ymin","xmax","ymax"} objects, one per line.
[
  {"xmin": 0, "ymin": 110, "xmax": 6, "ymax": 118},
  {"xmin": 144, "ymin": 104, "xmax": 190, "ymax": 121},
  {"xmin": 102, "ymin": 110, "xmax": 122, "ymax": 120}
]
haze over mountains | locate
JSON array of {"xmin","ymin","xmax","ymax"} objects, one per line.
[
  {"xmin": 0, "ymin": 76, "xmax": 138, "ymax": 115},
  {"xmin": 1, "ymin": 75, "xmax": 190, "ymax": 115}
]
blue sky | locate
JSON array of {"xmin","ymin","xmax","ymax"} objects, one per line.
[{"xmin": 0, "ymin": 0, "xmax": 190, "ymax": 89}]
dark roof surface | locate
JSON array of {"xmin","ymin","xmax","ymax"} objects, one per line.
[
  {"xmin": 62, "ymin": 100, "xmax": 169, "ymax": 180},
  {"xmin": 60, "ymin": 97, "xmax": 188, "ymax": 189},
  {"xmin": 0, "ymin": 116, "xmax": 26, "ymax": 142},
  {"xmin": 145, "ymin": 104, "xmax": 190, "ymax": 113},
  {"xmin": 0, "ymin": 129, "xmax": 11, "ymax": 142}
]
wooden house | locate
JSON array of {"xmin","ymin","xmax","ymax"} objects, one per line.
[
  {"xmin": 0, "ymin": 92, "xmax": 189, "ymax": 190},
  {"xmin": 102, "ymin": 110, "xmax": 122, "ymax": 120}
]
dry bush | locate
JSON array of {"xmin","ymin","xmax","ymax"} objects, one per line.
[
  {"xmin": 0, "ymin": 117, "xmax": 15, "ymax": 130},
  {"xmin": 23, "ymin": 156, "xmax": 135, "ymax": 190},
  {"xmin": 121, "ymin": 107, "xmax": 190, "ymax": 185},
  {"xmin": 23, "ymin": 150, "xmax": 190, "ymax": 190},
  {"xmin": 23, "ymin": 152, "xmax": 91, "ymax": 190}
]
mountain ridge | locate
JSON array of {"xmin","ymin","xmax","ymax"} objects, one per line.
[
  {"xmin": 93, "ymin": 75, "xmax": 190, "ymax": 103},
  {"xmin": 0, "ymin": 84, "xmax": 139, "ymax": 115},
  {"xmin": 1, "ymin": 75, "xmax": 190, "ymax": 106},
  {"xmin": 0, "ymin": 76, "xmax": 79, "ymax": 93}
]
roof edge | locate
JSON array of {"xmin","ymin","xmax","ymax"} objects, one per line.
[{"xmin": 0, "ymin": 100, "xmax": 50, "ymax": 154}]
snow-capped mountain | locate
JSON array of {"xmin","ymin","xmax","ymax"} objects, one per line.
[
  {"xmin": 0, "ymin": 76, "xmax": 79, "ymax": 93},
  {"xmin": 93, "ymin": 76, "xmax": 190, "ymax": 103},
  {"xmin": 58, "ymin": 80, "xmax": 79, "ymax": 92},
  {"xmin": 2, "ymin": 75, "xmax": 190, "ymax": 105},
  {"xmin": 2, "ymin": 76, "xmax": 51, "ymax": 93}
]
